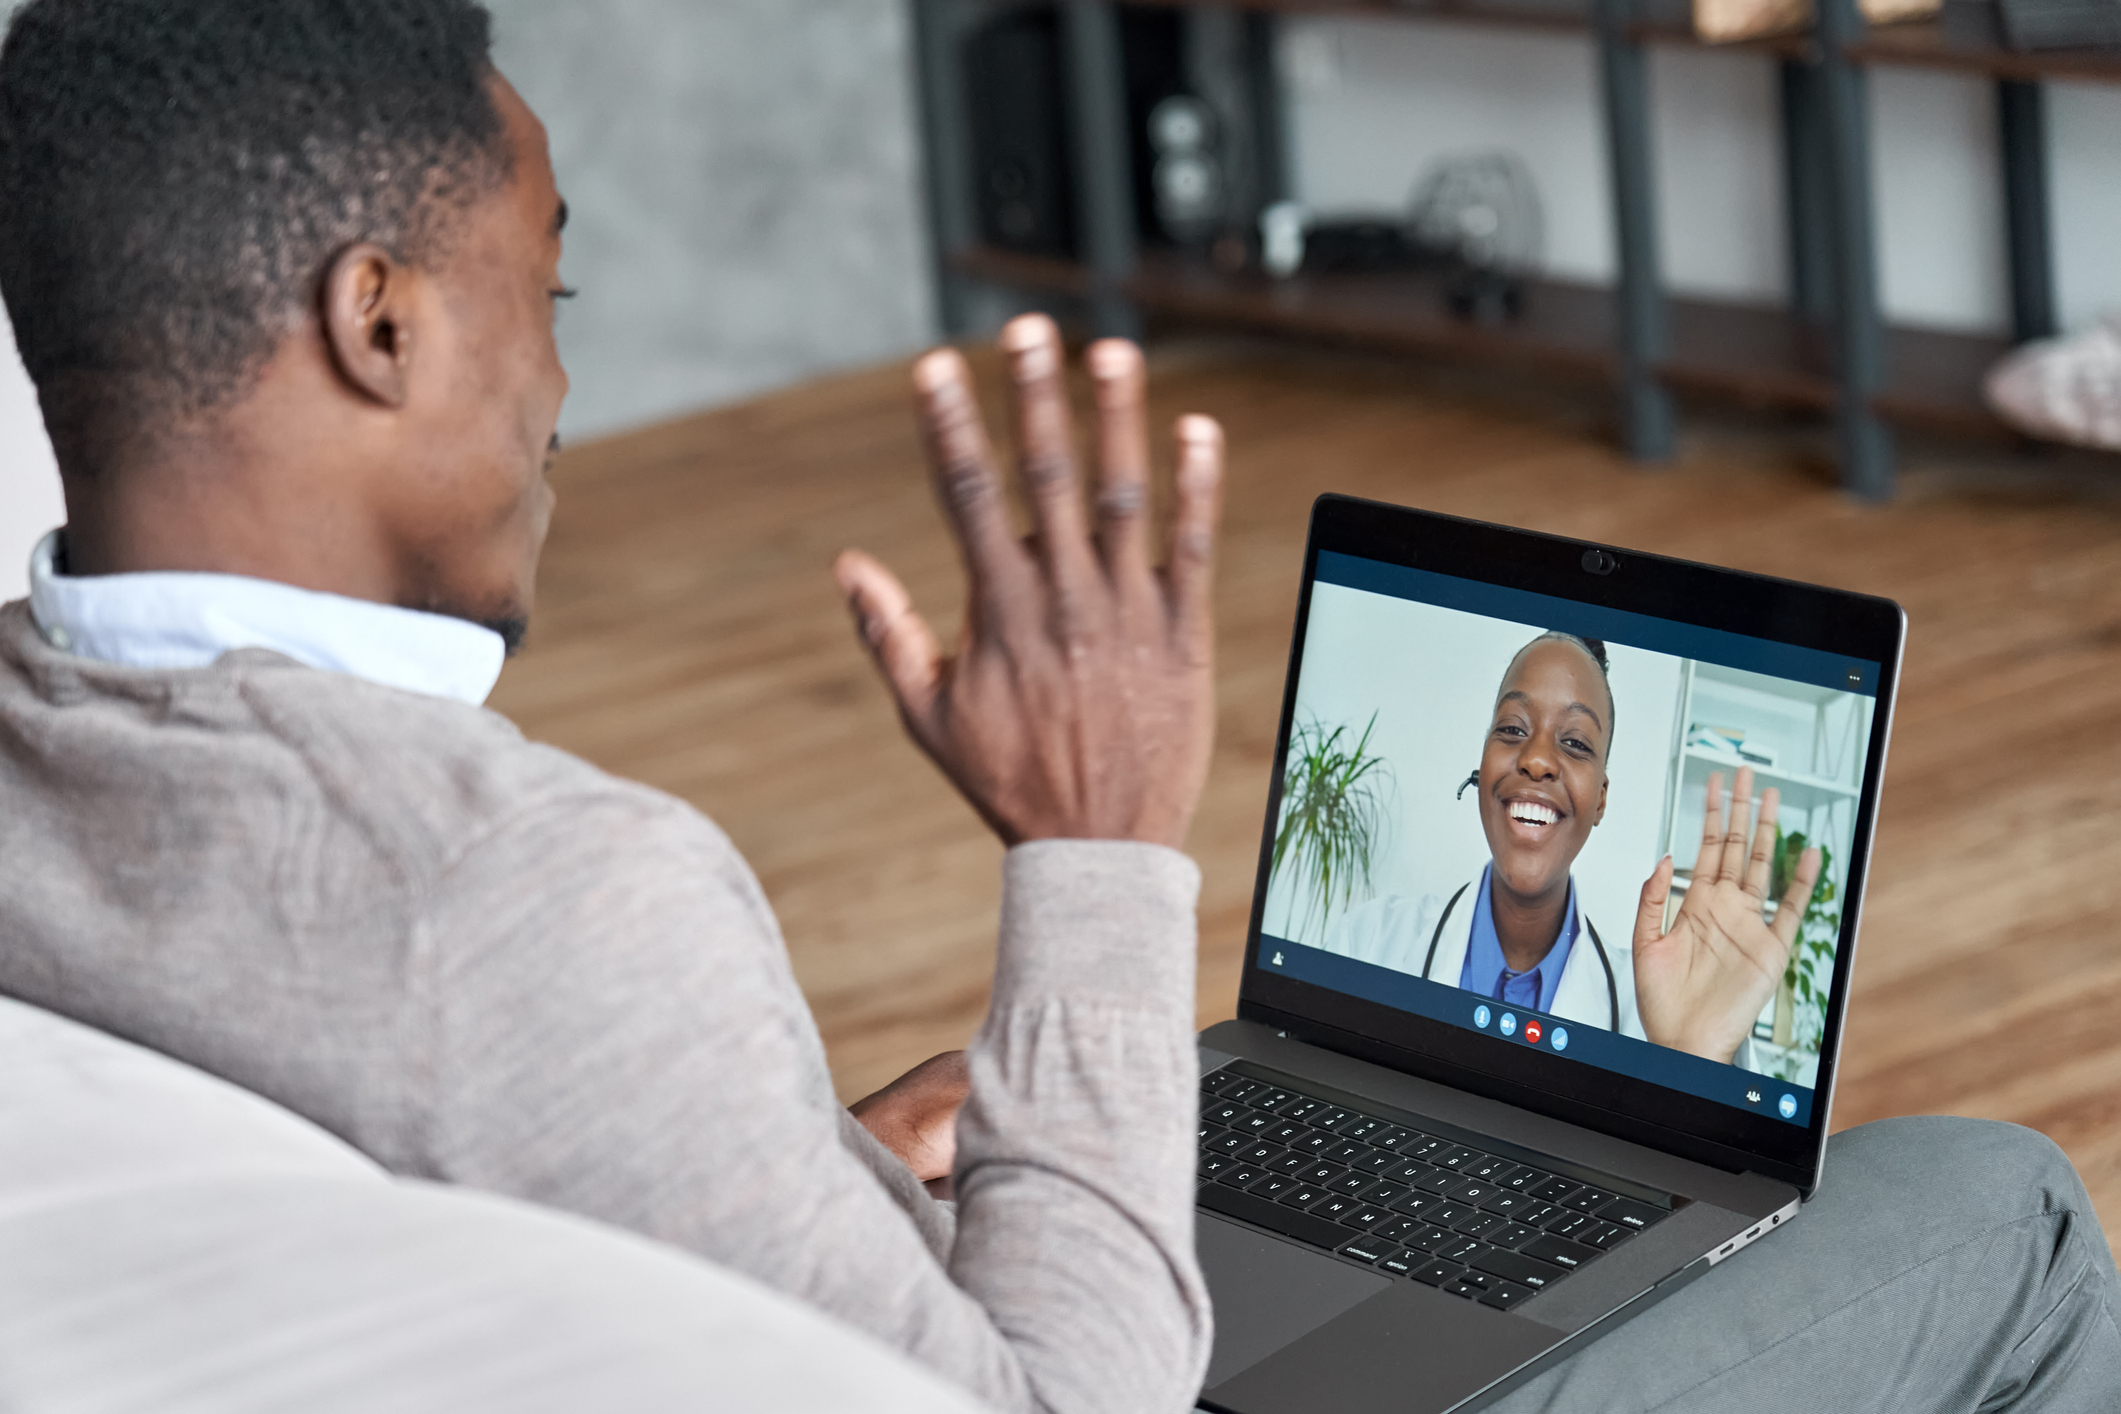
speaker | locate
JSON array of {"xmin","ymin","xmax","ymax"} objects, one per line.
[{"xmin": 965, "ymin": 9, "xmax": 1076, "ymax": 259}]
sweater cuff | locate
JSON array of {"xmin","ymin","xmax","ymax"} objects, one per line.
[{"xmin": 992, "ymin": 840, "xmax": 1200, "ymax": 1013}]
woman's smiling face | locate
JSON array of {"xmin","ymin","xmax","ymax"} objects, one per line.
[{"xmin": 1478, "ymin": 638, "xmax": 1611, "ymax": 907}]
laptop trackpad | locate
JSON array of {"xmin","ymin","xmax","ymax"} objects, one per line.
[{"xmin": 1198, "ymin": 1212, "xmax": 1392, "ymax": 1387}]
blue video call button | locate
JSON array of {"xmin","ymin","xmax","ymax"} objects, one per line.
[{"xmin": 1499, "ymin": 1012, "xmax": 1517, "ymax": 1037}]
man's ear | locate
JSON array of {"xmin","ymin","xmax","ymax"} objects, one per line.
[{"xmin": 321, "ymin": 242, "xmax": 417, "ymax": 408}]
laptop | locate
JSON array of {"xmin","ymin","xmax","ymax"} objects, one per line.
[{"xmin": 1194, "ymin": 495, "xmax": 1903, "ymax": 1413}]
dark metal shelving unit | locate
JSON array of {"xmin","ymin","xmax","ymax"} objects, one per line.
[{"xmin": 910, "ymin": 0, "xmax": 2121, "ymax": 497}]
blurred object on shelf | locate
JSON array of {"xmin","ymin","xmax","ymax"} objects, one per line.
[
  {"xmin": 1984, "ymin": 319, "xmax": 2121, "ymax": 451},
  {"xmin": 1259, "ymin": 201, "xmax": 1308, "ymax": 278},
  {"xmin": 965, "ymin": 8, "xmax": 1074, "ymax": 259},
  {"xmin": 1996, "ymin": 0, "xmax": 2121, "ymax": 47},
  {"xmin": 1692, "ymin": 0, "xmax": 1938, "ymax": 42},
  {"xmin": 1146, "ymin": 95, "xmax": 1226, "ymax": 245},
  {"xmin": 1252, "ymin": 205, "xmax": 1426, "ymax": 277},
  {"xmin": 1409, "ymin": 152, "xmax": 1544, "ymax": 325}
]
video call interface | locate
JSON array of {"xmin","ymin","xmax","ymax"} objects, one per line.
[{"xmin": 1257, "ymin": 552, "xmax": 1882, "ymax": 1128}]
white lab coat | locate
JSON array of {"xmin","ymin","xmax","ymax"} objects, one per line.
[
  {"xmin": 1322, "ymin": 880, "xmax": 1640, "ymax": 1038},
  {"xmin": 1321, "ymin": 880, "xmax": 1764, "ymax": 1070}
]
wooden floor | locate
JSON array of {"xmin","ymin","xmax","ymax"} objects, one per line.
[{"xmin": 491, "ymin": 338, "xmax": 2121, "ymax": 1240}]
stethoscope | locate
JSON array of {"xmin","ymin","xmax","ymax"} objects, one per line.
[{"xmin": 1432, "ymin": 762, "xmax": 1622, "ymax": 1029}]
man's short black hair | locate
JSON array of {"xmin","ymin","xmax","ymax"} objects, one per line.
[{"xmin": 0, "ymin": 0, "xmax": 509, "ymax": 434}]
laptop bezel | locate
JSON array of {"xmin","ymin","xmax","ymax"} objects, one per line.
[{"xmin": 1235, "ymin": 495, "xmax": 1904, "ymax": 1195}]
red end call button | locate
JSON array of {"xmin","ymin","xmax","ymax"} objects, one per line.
[{"xmin": 1523, "ymin": 1020, "xmax": 1543, "ymax": 1045}]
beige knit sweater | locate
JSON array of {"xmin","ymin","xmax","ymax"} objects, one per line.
[{"xmin": 0, "ymin": 600, "xmax": 1211, "ymax": 1413}]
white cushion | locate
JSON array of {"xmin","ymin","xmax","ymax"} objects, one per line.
[{"xmin": 0, "ymin": 999, "xmax": 992, "ymax": 1413}]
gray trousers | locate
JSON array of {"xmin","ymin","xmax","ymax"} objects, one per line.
[
  {"xmin": 1202, "ymin": 1117, "xmax": 2118, "ymax": 1412},
  {"xmin": 1490, "ymin": 1116, "xmax": 2120, "ymax": 1412}
]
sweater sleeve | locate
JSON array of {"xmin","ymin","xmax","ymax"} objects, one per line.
[{"xmin": 416, "ymin": 790, "xmax": 1210, "ymax": 1414}]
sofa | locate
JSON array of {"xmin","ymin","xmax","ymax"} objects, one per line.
[{"xmin": 0, "ymin": 995, "xmax": 991, "ymax": 1413}]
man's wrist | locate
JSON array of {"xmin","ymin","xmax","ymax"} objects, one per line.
[{"xmin": 992, "ymin": 840, "xmax": 1200, "ymax": 1011}]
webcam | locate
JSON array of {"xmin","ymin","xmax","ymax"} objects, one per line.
[{"xmin": 1581, "ymin": 548, "xmax": 1618, "ymax": 576}]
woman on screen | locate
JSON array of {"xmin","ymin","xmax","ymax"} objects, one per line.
[{"xmin": 1322, "ymin": 631, "xmax": 1820, "ymax": 1067}]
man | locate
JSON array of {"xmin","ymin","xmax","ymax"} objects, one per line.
[{"xmin": 0, "ymin": 4, "xmax": 2116, "ymax": 1413}]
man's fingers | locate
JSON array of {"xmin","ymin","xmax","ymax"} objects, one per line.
[
  {"xmin": 1001, "ymin": 314, "xmax": 1097, "ymax": 588},
  {"xmin": 1692, "ymin": 772, "xmax": 1727, "ymax": 883},
  {"xmin": 1165, "ymin": 414, "xmax": 1225, "ymax": 648},
  {"xmin": 1633, "ymin": 853, "xmax": 1675, "ymax": 950},
  {"xmin": 913, "ymin": 347, "xmax": 1030, "ymax": 601},
  {"xmin": 1742, "ymin": 786, "xmax": 1781, "ymax": 899},
  {"xmin": 834, "ymin": 549, "xmax": 945, "ymax": 729},
  {"xmin": 1772, "ymin": 846, "xmax": 1823, "ymax": 947},
  {"xmin": 1086, "ymin": 338, "xmax": 1151, "ymax": 580},
  {"xmin": 1716, "ymin": 766, "xmax": 1755, "ymax": 885}
]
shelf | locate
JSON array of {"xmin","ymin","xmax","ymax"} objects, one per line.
[
  {"xmin": 1680, "ymin": 745, "xmax": 1862, "ymax": 803},
  {"xmin": 1846, "ymin": 18, "xmax": 2121, "ymax": 83},
  {"xmin": 954, "ymin": 245, "xmax": 2033, "ymax": 436}
]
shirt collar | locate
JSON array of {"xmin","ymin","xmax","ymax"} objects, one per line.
[
  {"xmin": 26, "ymin": 529, "xmax": 506, "ymax": 706},
  {"xmin": 1462, "ymin": 862, "xmax": 1578, "ymax": 1013}
]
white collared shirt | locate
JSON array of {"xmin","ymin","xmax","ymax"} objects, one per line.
[{"xmin": 25, "ymin": 529, "xmax": 505, "ymax": 706}]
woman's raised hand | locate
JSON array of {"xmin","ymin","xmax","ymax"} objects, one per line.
[
  {"xmin": 1631, "ymin": 766, "xmax": 1821, "ymax": 1062},
  {"xmin": 832, "ymin": 314, "xmax": 1224, "ymax": 850}
]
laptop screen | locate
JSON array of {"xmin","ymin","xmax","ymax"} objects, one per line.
[{"xmin": 1253, "ymin": 544, "xmax": 1883, "ymax": 1138}]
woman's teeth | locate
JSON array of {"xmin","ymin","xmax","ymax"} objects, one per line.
[{"xmin": 1508, "ymin": 801, "xmax": 1560, "ymax": 827}]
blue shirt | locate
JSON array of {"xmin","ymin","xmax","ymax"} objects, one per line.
[{"xmin": 1459, "ymin": 863, "xmax": 1577, "ymax": 1013}]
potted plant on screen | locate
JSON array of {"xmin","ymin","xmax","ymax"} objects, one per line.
[
  {"xmin": 1268, "ymin": 713, "xmax": 1393, "ymax": 944},
  {"xmin": 1766, "ymin": 831, "xmax": 1840, "ymax": 1081}
]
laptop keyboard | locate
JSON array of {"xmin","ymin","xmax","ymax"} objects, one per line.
[{"xmin": 1198, "ymin": 1065, "xmax": 1674, "ymax": 1312}]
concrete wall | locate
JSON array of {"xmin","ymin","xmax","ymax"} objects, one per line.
[
  {"xmin": 1279, "ymin": 17, "xmax": 2121, "ymax": 334},
  {"xmin": 486, "ymin": 0, "xmax": 936, "ymax": 440}
]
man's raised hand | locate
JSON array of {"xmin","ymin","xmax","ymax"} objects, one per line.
[
  {"xmin": 1632, "ymin": 766, "xmax": 1822, "ymax": 1063},
  {"xmin": 832, "ymin": 315, "xmax": 1224, "ymax": 850}
]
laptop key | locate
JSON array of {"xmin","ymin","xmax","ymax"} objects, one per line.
[
  {"xmin": 1463, "ymin": 1156, "xmax": 1515, "ymax": 1182},
  {"xmin": 1371, "ymin": 1216, "xmax": 1424, "ymax": 1245},
  {"xmin": 1471, "ymin": 1248, "xmax": 1566, "ymax": 1291},
  {"xmin": 1562, "ymin": 1186, "xmax": 1619, "ymax": 1213},
  {"xmin": 1443, "ymin": 1178, "xmax": 1497, "ymax": 1206},
  {"xmin": 1267, "ymin": 1151, "xmax": 1310, "ymax": 1175},
  {"xmin": 1403, "ymin": 1224, "xmax": 1455, "ymax": 1254},
  {"xmin": 1477, "ymin": 1279, "xmax": 1536, "ymax": 1311},
  {"xmin": 1338, "ymin": 1237, "xmax": 1400, "ymax": 1265},
  {"xmin": 1454, "ymin": 1211, "xmax": 1508, "ymax": 1239},
  {"xmin": 1422, "ymin": 1201, "xmax": 1475, "ymax": 1229},
  {"xmin": 1442, "ymin": 1275, "xmax": 1489, "ymax": 1300},
  {"xmin": 1545, "ymin": 1210, "xmax": 1596, "ymax": 1239},
  {"xmin": 1406, "ymin": 1259, "xmax": 1462, "ymax": 1287},
  {"xmin": 1198, "ymin": 1122, "xmax": 1226, "ymax": 1147},
  {"xmin": 1200, "ymin": 1071, "xmax": 1252, "ymax": 1098},
  {"xmin": 1504, "ymin": 1168, "xmax": 1551, "ymax": 1192},
  {"xmin": 1203, "ymin": 1101, "xmax": 1252, "ymax": 1127},
  {"xmin": 1485, "ymin": 1222, "xmax": 1540, "ymax": 1250},
  {"xmin": 1401, "ymin": 1136, "xmax": 1450, "ymax": 1161},
  {"xmin": 1198, "ymin": 1153, "xmax": 1235, "ymax": 1179},
  {"xmin": 1219, "ymin": 1079, "xmax": 1268, "ymax": 1104},
  {"xmin": 1250, "ymin": 1089, "xmax": 1297, "ymax": 1113},
  {"xmin": 1387, "ymin": 1159, "xmax": 1436, "ymax": 1185},
  {"xmin": 1529, "ymin": 1177, "xmax": 1582, "ymax": 1204},
  {"xmin": 1341, "ymin": 1204, "xmax": 1391, "ymax": 1230},
  {"xmin": 1370, "ymin": 1126, "xmax": 1417, "ymax": 1150},
  {"xmin": 1356, "ymin": 1149, "xmax": 1400, "ymax": 1174},
  {"xmin": 1248, "ymin": 1174, "xmax": 1297, "ymax": 1201},
  {"xmin": 1210, "ymin": 1132, "xmax": 1252, "ymax": 1156},
  {"xmin": 1275, "ymin": 1096, "xmax": 1326, "ymax": 1122},
  {"xmin": 1434, "ymin": 1235, "xmax": 1489, "ymax": 1265},
  {"xmin": 1322, "ymin": 1141, "xmax": 1372, "ymax": 1166},
  {"xmin": 1232, "ymin": 1111, "xmax": 1278, "ymax": 1135},
  {"xmin": 1240, "ymin": 1142, "xmax": 1284, "ymax": 1166},
  {"xmin": 1519, "ymin": 1234, "xmax": 1599, "ymax": 1271},
  {"xmin": 1480, "ymin": 1190, "xmax": 1534, "ymax": 1219},
  {"xmin": 1434, "ymin": 1145, "xmax": 1482, "ymax": 1170},
  {"xmin": 1310, "ymin": 1107, "xmax": 1354, "ymax": 1130},
  {"xmin": 1291, "ymin": 1131, "xmax": 1337, "ymax": 1156},
  {"xmin": 1312, "ymin": 1194, "xmax": 1361, "ymax": 1222},
  {"xmin": 1278, "ymin": 1185, "xmax": 1329, "ymax": 1209},
  {"xmin": 1389, "ymin": 1191, "xmax": 1446, "ymax": 1221},
  {"xmin": 1581, "ymin": 1222, "xmax": 1633, "ymax": 1251},
  {"xmin": 1512, "ymin": 1202, "xmax": 1561, "ymax": 1228},
  {"xmin": 1299, "ymin": 1161, "xmax": 1344, "ymax": 1186},
  {"xmin": 1597, "ymin": 1197, "xmax": 1669, "ymax": 1232},
  {"xmin": 1262, "ymin": 1120, "xmax": 1309, "ymax": 1145},
  {"xmin": 1362, "ymin": 1180, "xmax": 1409, "ymax": 1206},
  {"xmin": 1216, "ymin": 1165, "xmax": 1265, "ymax": 1189},
  {"xmin": 1337, "ymin": 1116, "xmax": 1389, "ymax": 1141},
  {"xmin": 1377, "ymin": 1251, "xmax": 1420, "ymax": 1277},
  {"xmin": 1412, "ymin": 1169, "xmax": 1459, "ymax": 1195},
  {"xmin": 1326, "ymin": 1171, "xmax": 1374, "ymax": 1196},
  {"xmin": 1199, "ymin": 1182, "xmax": 1363, "ymax": 1252}
]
